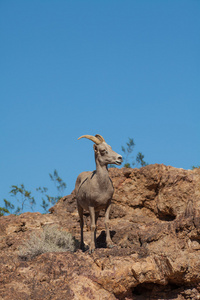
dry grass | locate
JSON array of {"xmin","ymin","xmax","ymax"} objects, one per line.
[{"xmin": 19, "ymin": 225, "xmax": 79, "ymax": 260}]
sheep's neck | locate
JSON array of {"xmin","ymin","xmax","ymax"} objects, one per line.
[{"xmin": 95, "ymin": 161, "xmax": 110, "ymax": 189}]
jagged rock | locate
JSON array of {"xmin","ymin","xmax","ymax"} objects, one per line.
[{"xmin": 0, "ymin": 164, "xmax": 200, "ymax": 299}]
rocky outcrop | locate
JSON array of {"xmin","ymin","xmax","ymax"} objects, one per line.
[{"xmin": 1, "ymin": 164, "xmax": 200, "ymax": 299}]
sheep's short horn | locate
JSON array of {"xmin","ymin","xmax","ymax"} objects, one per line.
[
  {"xmin": 78, "ymin": 135, "xmax": 102, "ymax": 145},
  {"xmin": 95, "ymin": 134, "xmax": 105, "ymax": 143}
]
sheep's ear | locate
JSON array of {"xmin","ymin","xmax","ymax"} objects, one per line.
[{"xmin": 93, "ymin": 144, "xmax": 98, "ymax": 153}]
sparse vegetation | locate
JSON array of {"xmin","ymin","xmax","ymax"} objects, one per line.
[
  {"xmin": 36, "ymin": 170, "xmax": 67, "ymax": 213},
  {"xmin": 18, "ymin": 226, "xmax": 78, "ymax": 260},
  {"xmin": 191, "ymin": 165, "xmax": 200, "ymax": 170},
  {"xmin": 0, "ymin": 199, "xmax": 15, "ymax": 216},
  {"xmin": 122, "ymin": 138, "xmax": 148, "ymax": 168},
  {"xmin": 10, "ymin": 184, "xmax": 36, "ymax": 215},
  {"xmin": 1, "ymin": 169, "xmax": 67, "ymax": 216}
]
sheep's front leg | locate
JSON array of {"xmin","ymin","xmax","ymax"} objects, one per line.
[
  {"xmin": 89, "ymin": 206, "xmax": 96, "ymax": 253},
  {"xmin": 77, "ymin": 204, "xmax": 84, "ymax": 250},
  {"xmin": 105, "ymin": 200, "xmax": 114, "ymax": 248}
]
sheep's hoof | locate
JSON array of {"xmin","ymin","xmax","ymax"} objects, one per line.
[
  {"xmin": 80, "ymin": 243, "xmax": 85, "ymax": 251},
  {"xmin": 80, "ymin": 243, "xmax": 89, "ymax": 252},
  {"xmin": 89, "ymin": 248, "xmax": 95, "ymax": 254},
  {"xmin": 89, "ymin": 243, "xmax": 95, "ymax": 253},
  {"xmin": 107, "ymin": 242, "xmax": 115, "ymax": 249}
]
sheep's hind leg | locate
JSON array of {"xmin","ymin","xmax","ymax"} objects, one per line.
[
  {"xmin": 105, "ymin": 201, "xmax": 114, "ymax": 248},
  {"xmin": 78, "ymin": 204, "xmax": 84, "ymax": 250},
  {"xmin": 89, "ymin": 206, "xmax": 96, "ymax": 253},
  {"xmin": 95, "ymin": 211, "xmax": 99, "ymax": 248}
]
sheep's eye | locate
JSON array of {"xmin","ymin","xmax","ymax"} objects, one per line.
[{"xmin": 100, "ymin": 149, "xmax": 107, "ymax": 155}]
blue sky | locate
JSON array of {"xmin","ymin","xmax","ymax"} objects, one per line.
[{"xmin": 1, "ymin": 0, "xmax": 199, "ymax": 213}]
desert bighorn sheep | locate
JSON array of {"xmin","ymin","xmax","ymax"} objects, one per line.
[{"xmin": 75, "ymin": 134, "xmax": 122, "ymax": 252}]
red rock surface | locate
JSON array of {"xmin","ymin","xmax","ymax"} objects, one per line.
[{"xmin": 1, "ymin": 164, "xmax": 200, "ymax": 299}]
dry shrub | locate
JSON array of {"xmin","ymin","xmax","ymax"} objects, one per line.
[{"xmin": 19, "ymin": 225, "xmax": 78, "ymax": 260}]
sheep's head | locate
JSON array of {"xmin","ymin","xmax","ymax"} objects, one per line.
[{"xmin": 78, "ymin": 134, "xmax": 123, "ymax": 166}]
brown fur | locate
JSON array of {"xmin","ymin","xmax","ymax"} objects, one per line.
[{"xmin": 75, "ymin": 136, "xmax": 122, "ymax": 252}]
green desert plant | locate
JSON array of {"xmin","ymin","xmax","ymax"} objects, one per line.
[
  {"xmin": 1, "ymin": 169, "xmax": 67, "ymax": 216},
  {"xmin": 10, "ymin": 184, "xmax": 36, "ymax": 214},
  {"xmin": 191, "ymin": 165, "xmax": 200, "ymax": 170},
  {"xmin": 122, "ymin": 138, "xmax": 148, "ymax": 168},
  {"xmin": 36, "ymin": 169, "xmax": 67, "ymax": 213},
  {"xmin": 19, "ymin": 225, "xmax": 78, "ymax": 260},
  {"xmin": 0, "ymin": 206, "xmax": 9, "ymax": 216}
]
